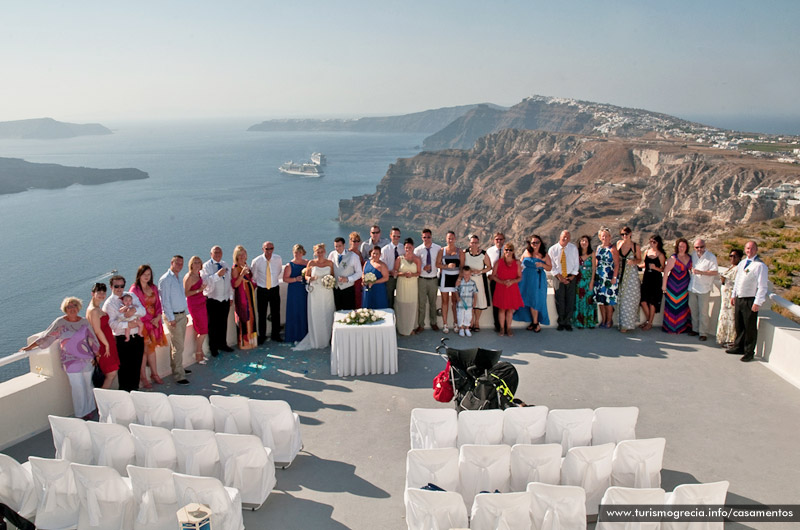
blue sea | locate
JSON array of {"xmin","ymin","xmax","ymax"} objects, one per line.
[{"xmin": 0, "ymin": 121, "xmax": 426, "ymax": 380}]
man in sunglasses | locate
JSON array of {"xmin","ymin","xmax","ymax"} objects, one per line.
[
  {"xmin": 103, "ymin": 275, "xmax": 146, "ymax": 391},
  {"xmin": 688, "ymin": 238, "xmax": 718, "ymax": 341},
  {"xmin": 360, "ymin": 224, "xmax": 389, "ymax": 261}
]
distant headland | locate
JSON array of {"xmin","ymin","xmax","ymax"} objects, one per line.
[
  {"xmin": 0, "ymin": 118, "xmax": 112, "ymax": 140},
  {"xmin": 0, "ymin": 157, "xmax": 148, "ymax": 195}
]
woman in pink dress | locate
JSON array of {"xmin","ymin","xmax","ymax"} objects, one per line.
[
  {"xmin": 184, "ymin": 256, "xmax": 209, "ymax": 364},
  {"xmin": 86, "ymin": 282, "xmax": 120, "ymax": 389},
  {"xmin": 491, "ymin": 242, "xmax": 524, "ymax": 336},
  {"xmin": 131, "ymin": 264, "xmax": 167, "ymax": 387},
  {"xmin": 232, "ymin": 245, "xmax": 258, "ymax": 350}
]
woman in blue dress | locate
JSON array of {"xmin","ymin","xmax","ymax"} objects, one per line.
[
  {"xmin": 513, "ymin": 235, "xmax": 552, "ymax": 331},
  {"xmin": 362, "ymin": 246, "xmax": 389, "ymax": 309},
  {"xmin": 282, "ymin": 244, "xmax": 309, "ymax": 343},
  {"xmin": 593, "ymin": 228, "xmax": 620, "ymax": 328}
]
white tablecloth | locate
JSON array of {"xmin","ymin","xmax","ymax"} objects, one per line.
[{"xmin": 330, "ymin": 309, "xmax": 398, "ymax": 376}]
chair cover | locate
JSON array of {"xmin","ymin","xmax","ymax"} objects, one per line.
[
  {"xmin": 172, "ymin": 428, "xmax": 221, "ymax": 479},
  {"xmin": 561, "ymin": 443, "xmax": 615, "ymax": 516},
  {"xmin": 457, "ymin": 409, "xmax": 504, "ymax": 447},
  {"xmin": 592, "ymin": 407, "xmax": 639, "ymax": 446},
  {"xmin": 409, "ymin": 408, "xmax": 458, "ymax": 450},
  {"xmin": 611, "ymin": 438, "xmax": 666, "ymax": 489},
  {"xmin": 405, "ymin": 448, "xmax": 460, "ymax": 500},
  {"xmin": 215, "ymin": 432, "xmax": 276, "ymax": 509},
  {"xmin": 28, "ymin": 456, "xmax": 80, "ymax": 530},
  {"xmin": 249, "ymin": 399, "xmax": 303, "ymax": 467},
  {"xmin": 458, "ymin": 444, "xmax": 511, "ymax": 510},
  {"xmin": 0, "ymin": 454, "xmax": 37, "ymax": 518},
  {"xmin": 471, "ymin": 491, "xmax": 533, "ymax": 530},
  {"xmin": 70, "ymin": 463, "xmax": 134, "ymax": 530},
  {"xmin": 172, "ymin": 473, "xmax": 244, "ymax": 530},
  {"xmin": 168, "ymin": 394, "xmax": 215, "ymax": 431},
  {"xmin": 545, "ymin": 409, "xmax": 594, "ymax": 456},
  {"xmin": 86, "ymin": 421, "xmax": 136, "ymax": 476},
  {"xmin": 48, "ymin": 415, "xmax": 94, "ymax": 465},
  {"xmin": 596, "ymin": 486, "xmax": 665, "ymax": 530},
  {"xmin": 210, "ymin": 395, "xmax": 252, "ymax": 434},
  {"xmin": 664, "ymin": 481, "xmax": 729, "ymax": 530},
  {"xmin": 527, "ymin": 482, "xmax": 587, "ymax": 530},
  {"xmin": 404, "ymin": 488, "xmax": 468, "ymax": 530},
  {"xmin": 129, "ymin": 423, "xmax": 178, "ymax": 470},
  {"xmin": 503, "ymin": 406, "xmax": 549, "ymax": 445},
  {"xmin": 126, "ymin": 465, "xmax": 179, "ymax": 530},
  {"xmin": 509, "ymin": 443, "xmax": 562, "ymax": 491},
  {"xmin": 93, "ymin": 388, "xmax": 137, "ymax": 427},
  {"xmin": 130, "ymin": 391, "xmax": 174, "ymax": 429}
]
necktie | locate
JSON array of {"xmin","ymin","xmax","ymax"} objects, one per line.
[
  {"xmin": 338, "ymin": 253, "xmax": 343, "ymax": 265},
  {"xmin": 744, "ymin": 259, "xmax": 751, "ymax": 269},
  {"xmin": 266, "ymin": 259, "xmax": 272, "ymax": 288},
  {"xmin": 216, "ymin": 262, "xmax": 222, "ymax": 271},
  {"xmin": 394, "ymin": 245, "xmax": 399, "ymax": 261},
  {"xmin": 561, "ymin": 248, "xmax": 567, "ymax": 276},
  {"xmin": 426, "ymin": 248, "xmax": 431, "ymax": 268}
]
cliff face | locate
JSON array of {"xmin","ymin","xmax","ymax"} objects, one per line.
[{"xmin": 339, "ymin": 129, "xmax": 800, "ymax": 243}]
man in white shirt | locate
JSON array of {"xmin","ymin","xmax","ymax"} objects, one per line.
[
  {"xmin": 381, "ymin": 227, "xmax": 402, "ymax": 308},
  {"xmin": 360, "ymin": 224, "xmax": 389, "ymax": 261},
  {"xmin": 547, "ymin": 230, "xmax": 580, "ymax": 331},
  {"xmin": 688, "ymin": 239, "xmax": 718, "ymax": 341},
  {"xmin": 202, "ymin": 246, "xmax": 234, "ymax": 357},
  {"xmin": 727, "ymin": 241, "xmax": 769, "ymax": 362},
  {"xmin": 250, "ymin": 241, "xmax": 283, "ymax": 343},
  {"xmin": 486, "ymin": 232, "xmax": 505, "ymax": 333},
  {"xmin": 102, "ymin": 275, "xmax": 146, "ymax": 391},
  {"xmin": 413, "ymin": 228, "xmax": 442, "ymax": 333},
  {"xmin": 158, "ymin": 255, "xmax": 190, "ymax": 385},
  {"xmin": 329, "ymin": 237, "xmax": 362, "ymax": 310}
]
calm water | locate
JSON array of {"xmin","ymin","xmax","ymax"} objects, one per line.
[{"xmin": 0, "ymin": 121, "xmax": 425, "ymax": 379}]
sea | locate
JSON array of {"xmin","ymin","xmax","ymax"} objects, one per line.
[{"xmin": 0, "ymin": 120, "xmax": 427, "ymax": 381}]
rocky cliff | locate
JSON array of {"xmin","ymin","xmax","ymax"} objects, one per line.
[
  {"xmin": 339, "ymin": 129, "xmax": 800, "ymax": 244},
  {"xmin": 0, "ymin": 157, "xmax": 148, "ymax": 195},
  {"xmin": 0, "ymin": 118, "xmax": 112, "ymax": 139}
]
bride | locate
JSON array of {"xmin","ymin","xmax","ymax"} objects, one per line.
[{"xmin": 293, "ymin": 243, "xmax": 336, "ymax": 350}]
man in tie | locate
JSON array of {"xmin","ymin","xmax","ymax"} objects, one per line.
[
  {"xmin": 381, "ymin": 227, "xmax": 402, "ymax": 309},
  {"xmin": 202, "ymin": 246, "xmax": 234, "ymax": 357},
  {"xmin": 547, "ymin": 230, "xmax": 580, "ymax": 331},
  {"xmin": 250, "ymin": 241, "xmax": 283, "ymax": 343},
  {"xmin": 158, "ymin": 255, "xmax": 190, "ymax": 384},
  {"xmin": 413, "ymin": 228, "xmax": 442, "ymax": 333},
  {"xmin": 727, "ymin": 241, "xmax": 769, "ymax": 362},
  {"xmin": 486, "ymin": 232, "xmax": 506, "ymax": 332},
  {"xmin": 329, "ymin": 237, "xmax": 362, "ymax": 310}
]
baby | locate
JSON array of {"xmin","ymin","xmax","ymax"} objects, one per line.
[
  {"xmin": 455, "ymin": 266, "xmax": 478, "ymax": 337},
  {"xmin": 119, "ymin": 293, "xmax": 142, "ymax": 342}
]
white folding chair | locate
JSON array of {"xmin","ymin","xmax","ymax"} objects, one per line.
[
  {"xmin": 0, "ymin": 454, "xmax": 37, "ymax": 518},
  {"xmin": 48, "ymin": 415, "xmax": 94, "ymax": 464},
  {"xmin": 28, "ymin": 456, "xmax": 80, "ymax": 530},
  {"xmin": 457, "ymin": 409, "xmax": 505, "ymax": 446},
  {"xmin": 597, "ymin": 486, "xmax": 666, "ymax": 530},
  {"xmin": 405, "ymin": 448, "xmax": 460, "ymax": 500},
  {"xmin": 545, "ymin": 408, "xmax": 594, "ymax": 456},
  {"xmin": 458, "ymin": 444, "xmax": 511, "ymax": 510},
  {"xmin": 215, "ymin": 432, "xmax": 276, "ymax": 510},
  {"xmin": 503, "ymin": 406, "xmax": 549, "ymax": 445},
  {"xmin": 409, "ymin": 408, "xmax": 458, "ymax": 449},
  {"xmin": 664, "ymin": 481, "xmax": 729, "ymax": 530},
  {"xmin": 93, "ymin": 388, "xmax": 137, "ymax": 427},
  {"xmin": 126, "ymin": 465, "xmax": 179, "ymax": 530},
  {"xmin": 210, "ymin": 395, "xmax": 252, "ymax": 434},
  {"xmin": 561, "ymin": 443, "xmax": 615, "ymax": 516},
  {"xmin": 130, "ymin": 391, "xmax": 174, "ymax": 429},
  {"xmin": 592, "ymin": 407, "xmax": 639, "ymax": 446},
  {"xmin": 172, "ymin": 428, "xmax": 221, "ymax": 479},
  {"xmin": 612, "ymin": 438, "xmax": 666, "ymax": 489},
  {"xmin": 129, "ymin": 423, "xmax": 178, "ymax": 470},
  {"xmin": 471, "ymin": 491, "xmax": 533, "ymax": 530},
  {"xmin": 70, "ymin": 463, "xmax": 134, "ymax": 530},
  {"xmin": 169, "ymin": 394, "xmax": 215, "ymax": 431},
  {"xmin": 404, "ymin": 488, "xmax": 468, "ymax": 530},
  {"xmin": 527, "ymin": 482, "xmax": 587, "ymax": 530},
  {"xmin": 249, "ymin": 399, "xmax": 303, "ymax": 468},
  {"xmin": 509, "ymin": 443, "xmax": 562, "ymax": 491},
  {"xmin": 86, "ymin": 421, "xmax": 136, "ymax": 476},
  {"xmin": 172, "ymin": 473, "xmax": 244, "ymax": 530}
]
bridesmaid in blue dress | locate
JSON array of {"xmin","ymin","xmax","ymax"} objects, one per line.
[
  {"xmin": 362, "ymin": 246, "xmax": 390, "ymax": 309},
  {"xmin": 513, "ymin": 235, "xmax": 552, "ymax": 331},
  {"xmin": 282, "ymin": 244, "xmax": 309, "ymax": 343}
]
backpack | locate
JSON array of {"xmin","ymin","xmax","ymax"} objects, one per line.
[{"xmin": 432, "ymin": 361, "xmax": 454, "ymax": 402}]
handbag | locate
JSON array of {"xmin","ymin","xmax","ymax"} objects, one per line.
[
  {"xmin": 432, "ymin": 361, "xmax": 454, "ymax": 402},
  {"xmin": 92, "ymin": 362, "xmax": 105, "ymax": 388}
]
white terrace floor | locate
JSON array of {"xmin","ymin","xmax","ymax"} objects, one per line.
[{"xmin": 7, "ymin": 320, "xmax": 800, "ymax": 530}]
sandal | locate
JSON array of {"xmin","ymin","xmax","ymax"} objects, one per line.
[
  {"xmin": 139, "ymin": 378, "xmax": 152, "ymax": 389},
  {"xmin": 533, "ymin": 323, "xmax": 541, "ymax": 333},
  {"xmin": 527, "ymin": 324, "xmax": 535, "ymax": 331},
  {"xmin": 442, "ymin": 325, "xmax": 449, "ymax": 334}
]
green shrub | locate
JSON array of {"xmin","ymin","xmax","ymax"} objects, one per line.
[{"xmin": 771, "ymin": 218, "xmax": 786, "ymax": 229}]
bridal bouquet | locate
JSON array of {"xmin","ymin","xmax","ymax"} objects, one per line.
[
  {"xmin": 341, "ymin": 308, "xmax": 384, "ymax": 326},
  {"xmin": 363, "ymin": 272, "xmax": 377, "ymax": 290},
  {"xmin": 321, "ymin": 274, "xmax": 336, "ymax": 289}
]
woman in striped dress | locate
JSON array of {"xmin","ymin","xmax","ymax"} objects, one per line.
[{"xmin": 661, "ymin": 238, "xmax": 693, "ymax": 334}]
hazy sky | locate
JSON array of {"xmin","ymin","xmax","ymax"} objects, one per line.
[{"xmin": 3, "ymin": 0, "xmax": 799, "ymax": 132}]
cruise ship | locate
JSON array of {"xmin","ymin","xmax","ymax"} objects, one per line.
[
  {"xmin": 310, "ymin": 152, "xmax": 327, "ymax": 166},
  {"xmin": 277, "ymin": 161, "xmax": 323, "ymax": 177}
]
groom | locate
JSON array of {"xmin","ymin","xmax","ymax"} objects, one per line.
[{"xmin": 328, "ymin": 237, "xmax": 362, "ymax": 310}]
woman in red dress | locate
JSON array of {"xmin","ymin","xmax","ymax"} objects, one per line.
[
  {"xmin": 491, "ymin": 242, "xmax": 524, "ymax": 336},
  {"xmin": 184, "ymin": 255, "xmax": 209, "ymax": 364},
  {"xmin": 131, "ymin": 264, "xmax": 167, "ymax": 387},
  {"xmin": 86, "ymin": 282, "xmax": 120, "ymax": 389}
]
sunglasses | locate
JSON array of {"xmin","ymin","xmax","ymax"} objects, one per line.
[{"xmin": 112, "ymin": 284, "xmax": 125, "ymax": 289}]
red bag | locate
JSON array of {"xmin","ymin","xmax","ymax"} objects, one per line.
[{"xmin": 432, "ymin": 361, "xmax": 454, "ymax": 402}]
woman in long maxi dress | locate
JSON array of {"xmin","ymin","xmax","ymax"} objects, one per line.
[
  {"xmin": 464, "ymin": 235, "xmax": 492, "ymax": 331},
  {"xmin": 185, "ymin": 255, "xmax": 209, "ymax": 364},
  {"xmin": 616, "ymin": 226, "xmax": 642, "ymax": 333},
  {"xmin": 362, "ymin": 246, "xmax": 389, "ymax": 309},
  {"xmin": 231, "ymin": 245, "xmax": 258, "ymax": 350},
  {"xmin": 593, "ymin": 228, "xmax": 620, "ymax": 329},
  {"xmin": 661, "ymin": 238, "xmax": 693, "ymax": 334},
  {"xmin": 513, "ymin": 235, "xmax": 551, "ymax": 330},
  {"xmin": 293, "ymin": 244, "xmax": 336, "ymax": 350},
  {"xmin": 283, "ymin": 244, "xmax": 309, "ymax": 343},
  {"xmin": 716, "ymin": 249, "xmax": 742, "ymax": 346},
  {"xmin": 394, "ymin": 238, "xmax": 421, "ymax": 336},
  {"xmin": 573, "ymin": 235, "xmax": 597, "ymax": 329}
]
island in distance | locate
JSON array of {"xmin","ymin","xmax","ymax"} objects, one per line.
[
  {"xmin": 0, "ymin": 118, "xmax": 112, "ymax": 139},
  {"xmin": 0, "ymin": 157, "xmax": 148, "ymax": 195}
]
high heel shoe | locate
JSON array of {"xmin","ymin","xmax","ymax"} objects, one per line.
[
  {"xmin": 151, "ymin": 375, "xmax": 164, "ymax": 385},
  {"xmin": 139, "ymin": 377, "xmax": 152, "ymax": 389}
]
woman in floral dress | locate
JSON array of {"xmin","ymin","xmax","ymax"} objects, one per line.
[
  {"xmin": 573, "ymin": 235, "xmax": 597, "ymax": 329},
  {"xmin": 593, "ymin": 228, "xmax": 620, "ymax": 329}
]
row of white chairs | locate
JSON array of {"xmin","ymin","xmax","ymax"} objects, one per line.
[
  {"xmin": 407, "ymin": 439, "xmax": 666, "ymax": 514},
  {"xmin": 45, "ymin": 416, "xmax": 276, "ymax": 507},
  {"xmin": 94, "ymin": 389, "xmax": 303, "ymax": 466},
  {"xmin": 406, "ymin": 480, "xmax": 730, "ymax": 530},
  {"xmin": 0, "ymin": 454, "xmax": 245, "ymax": 530},
  {"xmin": 410, "ymin": 406, "xmax": 639, "ymax": 455}
]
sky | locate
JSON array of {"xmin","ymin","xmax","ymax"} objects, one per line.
[{"xmin": 2, "ymin": 0, "xmax": 799, "ymax": 133}]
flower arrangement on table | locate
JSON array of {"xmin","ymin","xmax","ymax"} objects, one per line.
[
  {"xmin": 363, "ymin": 272, "xmax": 377, "ymax": 291},
  {"xmin": 341, "ymin": 308, "xmax": 384, "ymax": 326},
  {"xmin": 321, "ymin": 274, "xmax": 336, "ymax": 289}
]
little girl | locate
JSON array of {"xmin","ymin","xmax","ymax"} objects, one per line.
[{"xmin": 455, "ymin": 267, "xmax": 478, "ymax": 337}]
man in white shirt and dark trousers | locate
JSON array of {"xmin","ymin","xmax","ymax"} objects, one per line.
[
  {"xmin": 329, "ymin": 237, "xmax": 362, "ymax": 310},
  {"xmin": 727, "ymin": 241, "xmax": 769, "ymax": 362},
  {"xmin": 486, "ymin": 232, "xmax": 505, "ymax": 333},
  {"xmin": 548, "ymin": 230, "xmax": 580, "ymax": 331},
  {"xmin": 251, "ymin": 241, "xmax": 283, "ymax": 343},
  {"xmin": 413, "ymin": 228, "xmax": 441, "ymax": 333},
  {"xmin": 381, "ymin": 227, "xmax": 402, "ymax": 309},
  {"xmin": 203, "ymin": 246, "xmax": 234, "ymax": 357},
  {"xmin": 158, "ymin": 255, "xmax": 190, "ymax": 385},
  {"xmin": 103, "ymin": 275, "xmax": 146, "ymax": 391},
  {"xmin": 687, "ymin": 239, "xmax": 718, "ymax": 341}
]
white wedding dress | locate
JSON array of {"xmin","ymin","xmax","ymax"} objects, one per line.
[{"xmin": 293, "ymin": 265, "xmax": 336, "ymax": 350}]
